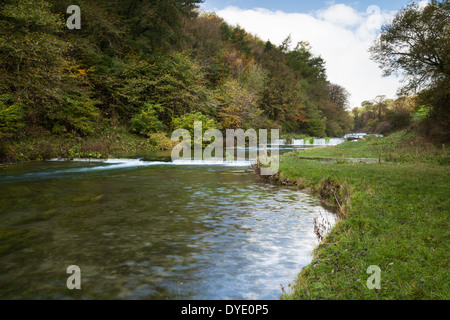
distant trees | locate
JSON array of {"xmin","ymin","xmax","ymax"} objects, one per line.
[
  {"xmin": 324, "ymin": 83, "xmax": 353, "ymax": 137},
  {"xmin": 352, "ymin": 95, "xmax": 416, "ymax": 134},
  {"xmin": 369, "ymin": 0, "xmax": 450, "ymax": 141}
]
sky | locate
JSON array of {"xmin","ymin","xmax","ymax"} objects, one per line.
[{"xmin": 199, "ymin": 0, "xmax": 424, "ymax": 109}]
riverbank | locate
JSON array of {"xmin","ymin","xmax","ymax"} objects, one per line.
[
  {"xmin": 0, "ymin": 126, "xmax": 176, "ymax": 164},
  {"xmin": 273, "ymin": 131, "xmax": 449, "ymax": 299}
]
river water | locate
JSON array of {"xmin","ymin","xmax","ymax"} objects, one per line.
[{"xmin": 0, "ymin": 147, "xmax": 335, "ymax": 299}]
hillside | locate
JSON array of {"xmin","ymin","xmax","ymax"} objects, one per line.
[{"xmin": 0, "ymin": 0, "xmax": 353, "ymax": 162}]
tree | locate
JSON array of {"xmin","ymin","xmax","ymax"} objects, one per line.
[
  {"xmin": 114, "ymin": 0, "xmax": 204, "ymax": 52},
  {"xmin": 369, "ymin": 0, "xmax": 449, "ymax": 94},
  {"xmin": 372, "ymin": 95, "xmax": 388, "ymax": 121},
  {"xmin": 119, "ymin": 52, "xmax": 211, "ymax": 124},
  {"xmin": 0, "ymin": 0, "xmax": 97, "ymax": 133},
  {"xmin": 286, "ymin": 41, "xmax": 327, "ymax": 81},
  {"xmin": 352, "ymin": 107, "xmax": 361, "ymax": 130},
  {"xmin": 328, "ymin": 83, "xmax": 350, "ymax": 111},
  {"xmin": 0, "ymin": 95, "xmax": 25, "ymax": 140},
  {"xmin": 215, "ymin": 77, "xmax": 268, "ymax": 130},
  {"xmin": 259, "ymin": 47, "xmax": 304, "ymax": 130},
  {"xmin": 369, "ymin": 0, "xmax": 449, "ymax": 141},
  {"xmin": 130, "ymin": 104, "xmax": 166, "ymax": 136}
]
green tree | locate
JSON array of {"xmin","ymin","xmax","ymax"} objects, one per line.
[
  {"xmin": 130, "ymin": 104, "xmax": 166, "ymax": 136},
  {"xmin": 259, "ymin": 45, "xmax": 304, "ymax": 130},
  {"xmin": 171, "ymin": 112, "xmax": 218, "ymax": 147},
  {"xmin": 0, "ymin": 95, "xmax": 26, "ymax": 140},
  {"xmin": 119, "ymin": 52, "xmax": 211, "ymax": 124},
  {"xmin": 369, "ymin": 0, "xmax": 449, "ymax": 93},
  {"xmin": 0, "ymin": 0, "xmax": 67, "ymax": 124},
  {"xmin": 0, "ymin": 0, "xmax": 102, "ymax": 136},
  {"xmin": 114, "ymin": 0, "xmax": 204, "ymax": 52},
  {"xmin": 369, "ymin": 0, "xmax": 450, "ymax": 141}
]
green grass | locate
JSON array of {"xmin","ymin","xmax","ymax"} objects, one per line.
[
  {"xmin": 291, "ymin": 130, "xmax": 449, "ymax": 164},
  {"xmin": 275, "ymin": 131, "xmax": 450, "ymax": 300}
]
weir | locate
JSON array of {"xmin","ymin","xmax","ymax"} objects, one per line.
[
  {"xmin": 271, "ymin": 138, "xmax": 346, "ymax": 146},
  {"xmin": 292, "ymin": 138, "xmax": 346, "ymax": 146}
]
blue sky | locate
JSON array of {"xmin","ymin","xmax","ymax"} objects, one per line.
[
  {"xmin": 201, "ymin": 0, "xmax": 413, "ymax": 14},
  {"xmin": 199, "ymin": 0, "xmax": 423, "ymax": 107}
]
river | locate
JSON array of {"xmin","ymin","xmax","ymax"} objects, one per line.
[{"xmin": 0, "ymin": 147, "xmax": 335, "ymax": 299}]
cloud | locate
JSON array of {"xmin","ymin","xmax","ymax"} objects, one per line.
[
  {"xmin": 316, "ymin": 4, "xmax": 363, "ymax": 27},
  {"xmin": 211, "ymin": 4, "xmax": 404, "ymax": 108}
]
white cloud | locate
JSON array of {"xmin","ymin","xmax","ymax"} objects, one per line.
[
  {"xmin": 316, "ymin": 4, "xmax": 363, "ymax": 27},
  {"xmin": 211, "ymin": 4, "xmax": 404, "ymax": 108}
]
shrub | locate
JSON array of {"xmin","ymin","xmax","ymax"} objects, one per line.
[
  {"xmin": 171, "ymin": 112, "xmax": 218, "ymax": 133},
  {"xmin": 49, "ymin": 96, "xmax": 101, "ymax": 136},
  {"xmin": 148, "ymin": 132, "xmax": 176, "ymax": 150},
  {"xmin": 0, "ymin": 96, "xmax": 26, "ymax": 140},
  {"xmin": 306, "ymin": 118, "xmax": 326, "ymax": 137},
  {"xmin": 171, "ymin": 112, "xmax": 219, "ymax": 147},
  {"xmin": 130, "ymin": 103, "xmax": 166, "ymax": 136}
]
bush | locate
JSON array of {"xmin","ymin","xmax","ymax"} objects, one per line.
[
  {"xmin": 0, "ymin": 96, "xmax": 26, "ymax": 139},
  {"xmin": 49, "ymin": 96, "xmax": 101, "ymax": 136},
  {"xmin": 171, "ymin": 112, "xmax": 218, "ymax": 133},
  {"xmin": 130, "ymin": 103, "xmax": 166, "ymax": 136},
  {"xmin": 306, "ymin": 118, "xmax": 326, "ymax": 137},
  {"xmin": 171, "ymin": 112, "xmax": 219, "ymax": 147},
  {"xmin": 148, "ymin": 132, "xmax": 176, "ymax": 150}
]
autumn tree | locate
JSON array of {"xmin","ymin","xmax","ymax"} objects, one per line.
[{"xmin": 259, "ymin": 45, "xmax": 304, "ymax": 130}]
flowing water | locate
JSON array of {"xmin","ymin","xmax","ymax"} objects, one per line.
[{"xmin": 0, "ymin": 147, "xmax": 335, "ymax": 300}]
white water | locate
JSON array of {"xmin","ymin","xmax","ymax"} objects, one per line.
[
  {"xmin": 9, "ymin": 158, "xmax": 254, "ymax": 179},
  {"xmin": 38, "ymin": 140, "xmax": 328, "ymax": 177},
  {"xmin": 269, "ymin": 138, "xmax": 345, "ymax": 146},
  {"xmin": 292, "ymin": 138, "xmax": 345, "ymax": 146}
]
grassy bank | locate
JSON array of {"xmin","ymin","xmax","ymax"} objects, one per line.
[{"xmin": 274, "ymin": 131, "xmax": 449, "ymax": 299}]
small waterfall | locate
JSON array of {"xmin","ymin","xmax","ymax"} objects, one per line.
[
  {"xmin": 270, "ymin": 139, "xmax": 286, "ymax": 145},
  {"xmin": 328, "ymin": 138, "xmax": 346, "ymax": 146},
  {"xmin": 314, "ymin": 138, "xmax": 326, "ymax": 146},
  {"xmin": 292, "ymin": 138, "xmax": 345, "ymax": 146}
]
